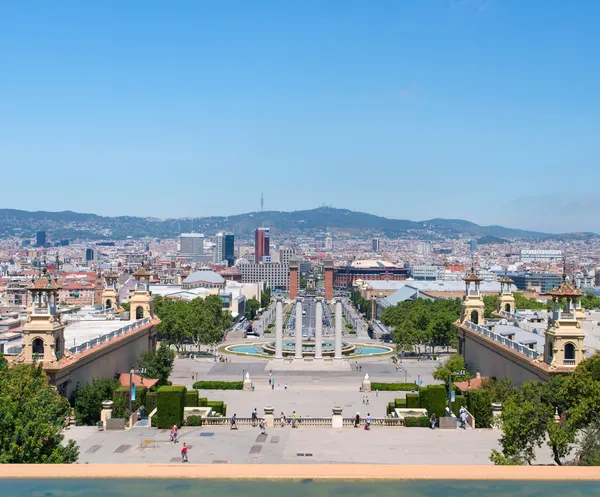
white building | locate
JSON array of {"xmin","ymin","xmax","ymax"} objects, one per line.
[
  {"xmin": 237, "ymin": 262, "xmax": 290, "ymax": 289},
  {"xmin": 520, "ymin": 249, "xmax": 563, "ymax": 263},
  {"xmin": 179, "ymin": 233, "xmax": 204, "ymax": 255}
]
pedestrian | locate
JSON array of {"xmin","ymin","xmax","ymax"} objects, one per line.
[
  {"xmin": 252, "ymin": 408, "xmax": 258, "ymax": 427},
  {"xmin": 430, "ymin": 413, "xmax": 437, "ymax": 429},
  {"xmin": 375, "ymin": 389, "xmax": 379, "ymax": 398},
  {"xmin": 191, "ymin": 372, "xmax": 195, "ymax": 382},
  {"xmin": 366, "ymin": 397, "xmax": 370, "ymax": 405},
  {"xmin": 278, "ymin": 383, "xmax": 281, "ymax": 390},
  {"xmin": 230, "ymin": 413, "xmax": 237, "ymax": 430},
  {"xmin": 280, "ymin": 412, "xmax": 286, "ymax": 427},
  {"xmin": 292, "ymin": 410, "xmax": 297, "ymax": 428},
  {"xmin": 365, "ymin": 413, "xmax": 371, "ymax": 431},
  {"xmin": 354, "ymin": 412, "xmax": 360, "ymax": 428},
  {"xmin": 64, "ymin": 415, "xmax": 70, "ymax": 430},
  {"xmin": 259, "ymin": 418, "xmax": 266, "ymax": 435},
  {"xmin": 181, "ymin": 442, "xmax": 189, "ymax": 463},
  {"xmin": 284, "ymin": 382, "xmax": 288, "ymax": 390},
  {"xmin": 460, "ymin": 410, "xmax": 468, "ymax": 429}
]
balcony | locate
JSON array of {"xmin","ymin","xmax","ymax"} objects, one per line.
[{"xmin": 563, "ymin": 359, "xmax": 576, "ymax": 366}]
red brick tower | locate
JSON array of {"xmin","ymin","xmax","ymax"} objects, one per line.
[
  {"xmin": 289, "ymin": 257, "xmax": 299, "ymax": 300},
  {"xmin": 324, "ymin": 255, "xmax": 334, "ymax": 302}
]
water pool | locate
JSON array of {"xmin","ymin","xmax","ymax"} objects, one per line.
[
  {"xmin": 1, "ymin": 479, "xmax": 598, "ymax": 497},
  {"xmin": 226, "ymin": 342, "xmax": 393, "ymax": 357}
]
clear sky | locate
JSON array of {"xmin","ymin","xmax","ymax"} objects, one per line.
[{"xmin": 1, "ymin": 1, "xmax": 599, "ymax": 233}]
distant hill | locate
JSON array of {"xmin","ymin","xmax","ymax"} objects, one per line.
[
  {"xmin": 476, "ymin": 235, "xmax": 509, "ymax": 245},
  {"xmin": 0, "ymin": 206, "xmax": 594, "ymax": 241}
]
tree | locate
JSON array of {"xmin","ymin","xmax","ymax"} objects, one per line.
[
  {"xmin": 0, "ymin": 359, "xmax": 79, "ymax": 463},
  {"xmin": 576, "ymin": 417, "xmax": 600, "ymax": 466},
  {"xmin": 245, "ymin": 299, "xmax": 260, "ymax": 320},
  {"xmin": 71, "ymin": 378, "xmax": 120, "ymax": 426},
  {"xmin": 483, "ymin": 295, "xmax": 498, "ymax": 319},
  {"xmin": 121, "ymin": 302, "xmax": 130, "ymax": 312},
  {"xmin": 433, "ymin": 354, "xmax": 470, "ymax": 384},
  {"xmin": 261, "ymin": 287, "xmax": 271, "ymax": 309},
  {"xmin": 138, "ymin": 342, "xmax": 175, "ymax": 387}
]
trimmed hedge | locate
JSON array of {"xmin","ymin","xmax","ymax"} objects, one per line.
[
  {"xmin": 370, "ymin": 382, "xmax": 417, "ymax": 392},
  {"xmin": 451, "ymin": 394, "xmax": 467, "ymax": 417},
  {"xmin": 193, "ymin": 381, "xmax": 243, "ymax": 390},
  {"xmin": 186, "ymin": 415, "xmax": 203, "ymax": 426},
  {"xmin": 387, "ymin": 402, "xmax": 396, "ymax": 416},
  {"xmin": 146, "ymin": 392, "xmax": 157, "ymax": 413},
  {"xmin": 113, "ymin": 385, "xmax": 146, "ymax": 415},
  {"xmin": 419, "ymin": 387, "xmax": 429, "ymax": 410},
  {"xmin": 394, "ymin": 398, "xmax": 407, "ymax": 408},
  {"xmin": 207, "ymin": 400, "xmax": 225, "ymax": 416},
  {"xmin": 406, "ymin": 393, "xmax": 420, "ymax": 408},
  {"xmin": 404, "ymin": 416, "xmax": 430, "ymax": 428},
  {"xmin": 423, "ymin": 385, "xmax": 447, "ymax": 418},
  {"xmin": 156, "ymin": 385, "xmax": 186, "ymax": 429},
  {"xmin": 185, "ymin": 390, "xmax": 199, "ymax": 407},
  {"xmin": 466, "ymin": 389, "xmax": 492, "ymax": 428},
  {"xmin": 198, "ymin": 397, "xmax": 208, "ymax": 407}
]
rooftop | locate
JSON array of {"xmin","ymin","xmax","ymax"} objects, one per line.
[{"xmin": 183, "ymin": 269, "xmax": 225, "ymax": 285}]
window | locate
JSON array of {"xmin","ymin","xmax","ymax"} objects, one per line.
[{"xmin": 564, "ymin": 343, "xmax": 575, "ymax": 361}]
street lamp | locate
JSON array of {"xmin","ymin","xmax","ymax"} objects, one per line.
[
  {"xmin": 447, "ymin": 370, "xmax": 466, "ymax": 417},
  {"xmin": 129, "ymin": 366, "xmax": 146, "ymax": 423}
]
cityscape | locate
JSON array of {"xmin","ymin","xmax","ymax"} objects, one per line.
[{"xmin": 1, "ymin": 0, "xmax": 599, "ymax": 494}]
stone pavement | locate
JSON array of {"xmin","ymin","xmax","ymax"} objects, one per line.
[{"xmin": 64, "ymin": 425, "xmax": 556, "ymax": 465}]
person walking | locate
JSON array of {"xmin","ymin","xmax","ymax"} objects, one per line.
[
  {"xmin": 459, "ymin": 410, "xmax": 468, "ymax": 429},
  {"xmin": 280, "ymin": 412, "xmax": 286, "ymax": 427},
  {"xmin": 230, "ymin": 413, "xmax": 237, "ymax": 430},
  {"xmin": 354, "ymin": 412, "xmax": 360, "ymax": 428},
  {"xmin": 430, "ymin": 413, "xmax": 437, "ymax": 430},
  {"xmin": 292, "ymin": 411, "xmax": 297, "ymax": 428},
  {"xmin": 259, "ymin": 418, "xmax": 266, "ymax": 435},
  {"xmin": 284, "ymin": 382, "xmax": 288, "ymax": 390},
  {"xmin": 271, "ymin": 381, "xmax": 275, "ymax": 390},
  {"xmin": 181, "ymin": 442, "xmax": 189, "ymax": 463},
  {"xmin": 171, "ymin": 424, "xmax": 179, "ymax": 443},
  {"xmin": 365, "ymin": 413, "xmax": 371, "ymax": 430},
  {"xmin": 252, "ymin": 408, "xmax": 258, "ymax": 427}
]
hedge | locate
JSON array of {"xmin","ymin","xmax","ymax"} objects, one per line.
[
  {"xmin": 206, "ymin": 400, "xmax": 228, "ymax": 416},
  {"xmin": 406, "ymin": 393, "xmax": 420, "ymax": 408},
  {"xmin": 146, "ymin": 392, "xmax": 157, "ymax": 413},
  {"xmin": 156, "ymin": 385, "xmax": 186, "ymax": 429},
  {"xmin": 186, "ymin": 415, "xmax": 203, "ymax": 426},
  {"xmin": 394, "ymin": 398, "xmax": 407, "ymax": 408},
  {"xmin": 421, "ymin": 385, "xmax": 446, "ymax": 418},
  {"xmin": 452, "ymin": 394, "xmax": 467, "ymax": 417},
  {"xmin": 419, "ymin": 387, "xmax": 429, "ymax": 411},
  {"xmin": 113, "ymin": 385, "xmax": 146, "ymax": 415},
  {"xmin": 370, "ymin": 382, "xmax": 417, "ymax": 392},
  {"xmin": 466, "ymin": 389, "xmax": 492, "ymax": 428},
  {"xmin": 198, "ymin": 397, "xmax": 208, "ymax": 407},
  {"xmin": 404, "ymin": 416, "xmax": 430, "ymax": 428},
  {"xmin": 193, "ymin": 381, "xmax": 243, "ymax": 390},
  {"xmin": 386, "ymin": 402, "xmax": 395, "ymax": 416},
  {"xmin": 185, "ymin": 390, "xmax": 199, "ymax": 407}
]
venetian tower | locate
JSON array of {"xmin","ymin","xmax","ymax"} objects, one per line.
[
  {"xmin": 128, "ymin": 266, "xmax": 154, "ymax": 321},
  {"xmin": 17, "ymin": 269, "xmax": 67, "ymax": 364},
  {"xmin": 101, "ymin": 272, "xmax": 119, "ymax": 310},
  {"xmin": 460, "ymin": 269, "xmax": 486, "ymax": 325},
  {"xmin": 544, "ymin": 273, "xmax": 585, "ymax": 368},
  {"xmin": 497, "ymin": 274, "xmax": 516, "ymax": 315}
]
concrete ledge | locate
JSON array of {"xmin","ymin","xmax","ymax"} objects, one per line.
[{"xmin": 0, "ymin": 464, "xmax": 598, "ymax": 480}]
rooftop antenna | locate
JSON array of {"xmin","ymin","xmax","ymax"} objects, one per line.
[
  {"xmin": 261, "ymin": 193, "xmax": 264, "ymax": 213},
  {"xmin": 191, "ymin": 218, "xmax": 194, "ymax": 234},
  {"xmin": 562, "ymin": 256, "xmax": 567, "ymax": 281}
]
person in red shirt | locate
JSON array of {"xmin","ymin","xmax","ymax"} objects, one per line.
[{"xmin": 181, "ymin": 442, "xmax": 188, "ymax": 463}]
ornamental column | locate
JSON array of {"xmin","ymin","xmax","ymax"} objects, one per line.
[
  {"xmin": 274, "ymin": 297, "xmax": 283, "ymax": 360},
  {"xmin": 295, "ymin": 297, "xmax": 303, "ymax": 359},
  {"xmin": 315, "ymin": 297, "xmax": 323, "ymax": 359},
  {"xmin": 335, "ymin": 297, "xmax": 343, "ymax": 359}
]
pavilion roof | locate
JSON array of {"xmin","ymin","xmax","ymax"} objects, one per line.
[{"xmin": 547, "ymin": 277, "xmax": 583, "ymax": 298}]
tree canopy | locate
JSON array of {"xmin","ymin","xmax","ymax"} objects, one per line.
[
  {"xmin": 0, "ymin": 358, "xmax": 79, "ymax": 463},
  {"xmin": 245, "ymin": 299, "xmax": 260, "ymax": 321},
  {"xmin": 260, "ymin": 287, "xmax": 271, "ymax": 309},
  {"xmin": 137, "ymin": 342, "xmax": 175, "ymax": 387},
  {"xmin": 380, "ymin": 298, "xmax": 461, "ymax": 354},
  {"xmin": 71, "ymin": 378, "xmax": 120, "ymax": 426},
  {"xmin": 153, "ymin": 295, "xmax": 232, "ymax": 351}
]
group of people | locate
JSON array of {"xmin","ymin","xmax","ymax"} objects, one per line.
[
  {"xmin": 268, "ymin": 378, "xmax": 288, "ymax": 390},
  {"xmin": 429, "ymin": 407, "xmax": 469, "ymax": 429},
  {"xmin": 169, "ymin": 425, "xmax": 188, "ymax": 462},
  {"xmin": 280, "ymin": 410, "xmax": 298, "ymax": 428},
  {"xmin": 353, "ymin": 412, "xmax": 372, "ymax": 430}
]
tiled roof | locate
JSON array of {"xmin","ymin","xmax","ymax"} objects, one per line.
[
  {"xmin": 463, "ymin": 272, "xmax": 483, "ymax": 283},
  {"xmin": 547, "ymin": 277, "xmax": 583, "ymax": 298}
]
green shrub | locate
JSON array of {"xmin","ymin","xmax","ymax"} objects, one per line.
[
  {"xmin": 394, "ymin": 398, "xmax": 406, "ymax": 408},
  {"xmin": 387, "ymin": 402, "xmax": 396, "ymax": 416},
  {"xmin": 146, "ymin": 392, "xmax": 157, "ymax": 413},
  {"xmin": 404, "ymin": 416, "xmax": 430, "ymax": 427},
  {"xmin": 186, "ymin": 415, "xmax": 203, "ymax": 426},
  {"xmin": 452, "ymin": 394, "xmax": 466, "ymax": 417},
  {"xmin": 222, "ymin": 403, "xmax": 227, "ymax": 417},
  {"xmin": 112, "ymin": 385, "xmax": 147, "ymax": 418},
  {"xmin": 198, "ymin": 397, "xmax": 208, "ymax": 407},
  {"xmin": 419, "ymin": 387, "xmax": 430, "ymax": 410},
  {"xmin": 406, "ymin": 393, "xmax": 420, "ymax": 408},
  {"xmin": 370, "ymin": 382, "xmax": 417, "ymax": 392},
  {"xmin": 466, "ymin": 389, "xmax": 492, "ymax": 428},
  {"xmin": 185, "ymin": 390, "xmax": 199, "ymax": 407},
  {"xmin": 206, "ymin": 400, "xmax": 225, "ymax": 415},
  {"xmin": 193, "ymin": 381, "xmax": 243, "ymax": 390},
  {"xmin": 150, "ymin": 415, "xmax": 160, "ymax": 427},
  {"xmin": 72, "ymin": 378, "xmax": 120, "ymax": 426},
  {"xmin": 423, "ymin": 385, "xmax": 447, "ymax": 418},
  {"xmin": 156, "ymin": 385, "xmax": 186, "ymax": 429}
]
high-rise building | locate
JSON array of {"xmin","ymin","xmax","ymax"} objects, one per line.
[
  {"xmin": 214, "ymin": 232, "xmax": 225, "ymax": 264},
  {"xmin": 36, "ymin": 231, "xmax": 46, "ymax": 247},
  {"xmin": 255, "ymin": 227, "xmax": 270, "ymax": 263},
  {"xmin": 372, "ymin": 238, "xmax": 380, "ymax": 252},
  {"xmin": 470, "ymin": 239, "xmax": 478, "ymax": 252},
  {"xmin": 179, "ymin": 233, "xmax": 204, "ymax": 255},
  {"xmin": 214, "ymin": 233, "xmax": 235, "ymax": 266},
  {"xmin": 325, "ymin": 236, "xmax": 333, "ymax": 250},
  {"xmin": 278, "ymin": 247, "xmax": 294, "ymax": 266},
  {"xmin": 224, "ymin": 234, "xmax": 235, "ymax": 267},
  {"xmin": 85, "ymin": 248, "xmax": 96, "ymax": 261}
]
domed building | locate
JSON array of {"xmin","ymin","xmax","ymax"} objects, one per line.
[{"xmin": 182, "ymin": 268, "xmax": 226, "ymax": 290}]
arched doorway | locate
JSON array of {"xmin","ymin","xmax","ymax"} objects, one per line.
[
  {"xmin": 136, "ymin": 306, "xmax": 144, "ymax": 319},
  {"xmin": 105, "ymin": 299, "xmax": 112, "ymax": 309},
  {"xmin": 505, "ymin": 303, "xmax": 511, "ymax": 312},
  {"xmin": 470, "ymin": 310, "xmax": 479, "ymax": 325},
  {"xmin": 564, "ymin": 343, "xmax": 575, "ymax": 361},
  {"xmin": 32, "ymin": 337, "xmax": 44, "ymax": 356}
]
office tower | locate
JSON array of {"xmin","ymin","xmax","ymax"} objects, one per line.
[
  {"xmin": 214, "ymin": 232, "xmax": 225, "ymax": 263},
  {"xmin": 85, "ymin": 248, "xmax": 96, "ymax": 261},
  {"xmin": 36, "ymin": 231, "xmax": 46, "ymax": 247},
  {"xmin": 255, "ymin": 227, "xmax": 270, "ymax": 263},
  {"xmin": 224, "ymin": 234, "xmax": 235, "ymax": 267},
  {"xmin": 179, "ymin": 233, "xmax": 204, "ymax": 255},
  {"xmin": 325, "ymin": 236, "xmax": 333, "ymax": 250},
  {"xmin": 372, "ymin": 238, "xmax": 380, "ymax": 252},
  {"xmin": 470, "ymin": 239, "xmax": 478, "ymax": 252}
]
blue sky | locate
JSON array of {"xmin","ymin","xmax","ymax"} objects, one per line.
[{"xmin": 1, "ymin": 1, "xmax": 599, "ymax": 233}]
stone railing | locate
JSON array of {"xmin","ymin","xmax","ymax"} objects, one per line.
[
  {"xmin": 68, "ymin": 317, "xmax": 152, "ymax": 355},
  {"xmin": 202, "ymin": 416, "xmax": 405, "ymax": 427},
  {"xmin": 464, "ymin": 320, "xmax": 541, "ymax": 360},
  {"xmin": 498, "ymin": 311, "xmax": 543, "ymax": 334}
]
